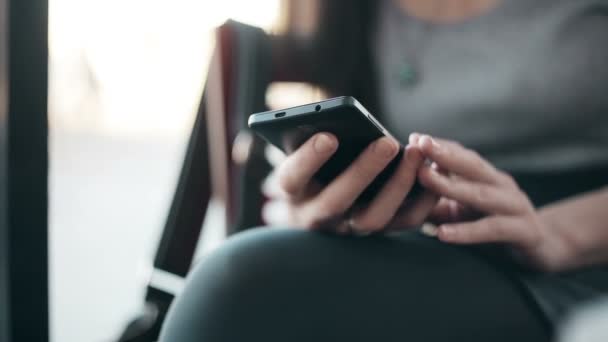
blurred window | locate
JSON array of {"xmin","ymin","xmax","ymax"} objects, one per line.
[{"xmin": 48, "ymin": 1, "xmax": 283, "ymax": 341}]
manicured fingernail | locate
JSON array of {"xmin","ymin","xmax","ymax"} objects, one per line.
[
  {"xmin": 418, "ymin": 135, "xmax": 430, "ymax": 147},
  {"xmin": 374, "ymin": 138, "xmax": 398, "ymax": 158},
  {"xmin": 419, "ymin": 135, "xmax": 440, "ymax": 151},
  {"xmin": 409, "ymin": 132, "xmax": 420, "ymax": 145},
  {"xmin": 314, "ymin": 134, "xmax": 336, "ymax": 153},
  {"xmin": 420, "ymin": 223, "xmax": 439, "ymax": 237}
]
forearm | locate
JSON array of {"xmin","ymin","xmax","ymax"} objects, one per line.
[{"xmin": 538, "ymin": 186, "xmax": 608, "ymax": 270}]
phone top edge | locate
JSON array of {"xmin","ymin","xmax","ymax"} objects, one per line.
[
  {"xmin": 352, "ymin": 100, "xmax": 400, "ymax": 141},
  {"xmin": 247, "ymin": 96, "xmax": 359, "ymax": 128}
]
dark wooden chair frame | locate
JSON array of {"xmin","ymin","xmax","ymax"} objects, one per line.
[{"xmin": 117, "ymin": 20, "xmax": 317, "ymax": 341}]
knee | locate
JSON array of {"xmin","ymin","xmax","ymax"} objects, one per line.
[{"xmin": 158, "ymin": 228, "xmax": 311, "ymax": 341}]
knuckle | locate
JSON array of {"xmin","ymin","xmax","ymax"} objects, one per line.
[
  {"xmin": 278, "ymin": 170, "xmax": 299, "ymax": 196},
  {"xmin": 472, "ymin": 185, "xmax": 490, "ymax": 204}
]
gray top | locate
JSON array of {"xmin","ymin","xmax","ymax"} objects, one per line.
[{"xmin": 375, "ymin": 0, "xmax": 608, "ymax": 173}]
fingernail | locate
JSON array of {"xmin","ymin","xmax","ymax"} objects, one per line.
[
  {"xmin": 314, "ymin": 134, "xmax": 336, "ymax": 153},
  {"xmin": 419, "ymin": 135, "xmax": 440, "ymax": 150},
  {"xmin": 374, "ymin": 138, "xmax": 398, "ymax": 158},
  {"xmin": 418, "ymin": 135, "xmax": 430, "ymax": 148},
  {"xmin": 420, "ymin": 223, "xmax": 438, "ymax": 237},
  {"xmin": 409, "ymin": 132, "xmax": 420, "ymax": 145}
]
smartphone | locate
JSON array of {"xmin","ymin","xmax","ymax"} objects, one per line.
[{"xmin": 248, "ymin": 96, "xmax": 418, "ymax": 202}]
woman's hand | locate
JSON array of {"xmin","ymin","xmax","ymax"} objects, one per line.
[
  {"xmin": 262, "ymin": 132, "xmax": 438, "ymax": 234},
  {"xmin": 413, "ymin": 133, "xmax": 573, "ymax": 271}
]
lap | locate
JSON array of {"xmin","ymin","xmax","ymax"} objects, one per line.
[{"xmin": 160, "ymin": 228, "xmax": 550, "ymax": 342}]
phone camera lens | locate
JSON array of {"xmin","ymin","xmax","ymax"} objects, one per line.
[{"xmin": 315, "ymin": 105, "xmax": 321, "ymax": 112}]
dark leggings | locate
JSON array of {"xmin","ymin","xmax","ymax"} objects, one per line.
[{"xmin": 159, "ymin": 228, "xmax": 550, "ymax": 342}]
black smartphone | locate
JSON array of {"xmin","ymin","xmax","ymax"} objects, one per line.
[{"xmin": 248, "ymin": 96, "xmax": 418, "ymax": 202}]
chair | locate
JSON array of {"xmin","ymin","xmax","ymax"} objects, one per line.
[{"xmin": 116, "ymin": 19, "xmax": 320, "ymax": 342}]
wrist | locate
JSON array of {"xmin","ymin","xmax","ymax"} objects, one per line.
[{"xmin": 536, "ymin": 209, "xmax": 591, "ymax": 272}]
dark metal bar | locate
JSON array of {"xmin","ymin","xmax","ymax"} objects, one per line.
[
  {"xmin": 0, "ymin": 0, "xmax": 49, "ymax": 340},
  {"xmin": 0, "ymin": 0, "xmax": 9, "ymax": 338}
]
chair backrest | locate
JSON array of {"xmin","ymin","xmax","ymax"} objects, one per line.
[
  {"xmin": 117, "ymin": 20, "xmax": 321, "ymax": 342},
  {"xmin": 206, "ymin": 20, "xmax": 273, "ymax": 235},
  {"xmin": 154, "ymin": 20, "xmax": 282, "ymax": 278}
]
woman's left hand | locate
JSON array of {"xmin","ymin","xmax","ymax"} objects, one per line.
[{"xmin": 412, "ymin": 133, "xmax": 571, "ymax": 271}]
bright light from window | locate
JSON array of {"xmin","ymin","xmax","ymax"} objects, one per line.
[
  {"xmin": 49, "ymin": 0, "xmax": 281, "ymax": 139},
  {"xmin": 48, "ymin": 2, "xmax": 282, "ymax": 342}
]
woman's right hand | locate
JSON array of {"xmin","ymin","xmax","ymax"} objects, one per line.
[{"xmin": 262, "ymin": 132, "xmax": 437, "ymax": 234}]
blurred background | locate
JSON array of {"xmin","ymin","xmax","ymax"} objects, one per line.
[
  {"xmin": 31, "ymin": 0, "xmax": 608, "ymax": 340},
  {"xmin": 48, "ymin": 1, "xmax": 321, "ymax": 341}
]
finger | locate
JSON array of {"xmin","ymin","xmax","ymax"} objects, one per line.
[
  {"xmin": 418, "ymin": 164, "xmax": 526, "ymax": 215},
  {"xmin": 262, "ymin": 170, "xmax": 285, "ymax": 199},
  {"xmin": 427, "ymin": 198, "xmax": 456, "ymax": 224},
  {"xmin": 351, "ymin": 145, "xmax": 424, "ymax": 232},
  {"xmin": 264, "ymin": 144, "xmax": 286, "ymax": 167},
  {"xmin": 437, "ymin": 216, "xmax": 538, "ymax": 247},
  {"xmin": 277, "ymin": 132, "xmax": 338, "ymax": 198},
  {"xmin": 409, "ymin": 132, "xmax": 421, "ymax": 145},
  {"xmin": 428, "ymin": 198, "xmax": 480, "ymax": 224},
  {"xmin": 416, "ymin": 134, "xmax": 507, "ymax": 185},
  {"xmin": 387, "ymin": 190, "xmax": 440, "ymax": 230},
  {"xmin": 301, "ymin": 137, "xmax": 400, "ymax": 228},
  {"xmin": 261, "ymin": 199, "xmax": 291, "ymax": 226},
  {"xmin": 430, "ymin": 161, "xmax": 449, "ymax": 175}
]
